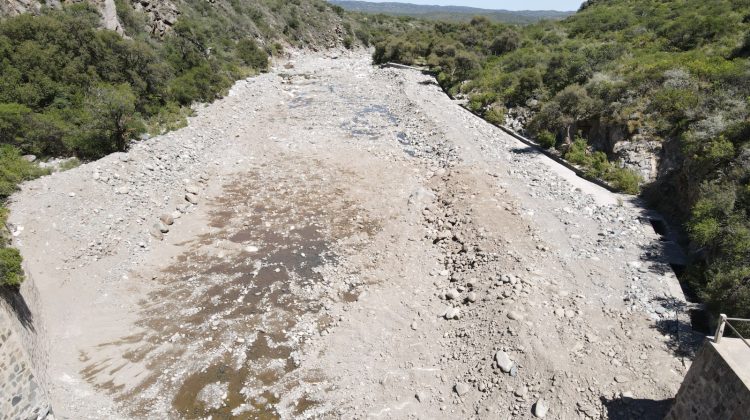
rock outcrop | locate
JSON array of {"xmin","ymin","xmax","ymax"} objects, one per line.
[
  {"xmin": 0, "ymin": 0, "xmax": 179, "ymax": 36},
  {"xmin": 131, "ymin": 0, "xmax": 179, "ymax": 37}
]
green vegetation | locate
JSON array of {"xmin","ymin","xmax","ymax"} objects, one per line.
[
  {"xmin": 363, "ymin": 0, "xmax": 750, "ymax": 327},
  {"xmin": 0, "ymin": 0, "xmax": 348, "ymax": 287},
  {"xmin": 564, "ymin": 138, "xmax": 642, "ymax": 194},
  {"xmin": 0, "ymin": 146, "xmax": 48, "ymax": 287},
  {"xmin": 0, "ymin": 3, "xmax": 267, "ymax": 159}
]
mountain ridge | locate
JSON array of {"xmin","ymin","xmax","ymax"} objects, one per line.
[{"xmin": 329, "ymin": 0, "xmax": 573, "ymax": 23}]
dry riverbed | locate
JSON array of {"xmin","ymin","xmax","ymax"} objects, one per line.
[{"xmin": 8, "ymin": 51, "xmax": 694, "ymax": 419}]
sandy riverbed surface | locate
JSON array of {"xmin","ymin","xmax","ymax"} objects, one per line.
[{"xmin": 8, "ymin": 51, "xmax": 694, "ymax": 419}]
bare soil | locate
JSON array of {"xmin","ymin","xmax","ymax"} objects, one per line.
[{"xmin": 8, "ymin": 51, "xmax": 693, "ymax": 419}]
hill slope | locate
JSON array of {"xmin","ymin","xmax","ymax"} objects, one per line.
[
  {"xmin": 0, "ymin": 0, "xmax": 352, "ymax": 286},
  {"xmin": 329, "ymin": 0, "xmax": 573, "ymax": 24},
  {"xmin": 366, "ymin": 0, "xmax": 750, "ymax": 328}
]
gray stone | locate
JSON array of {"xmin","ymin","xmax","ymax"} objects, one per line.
[
  {"xmin": 495, "ymin": 351, "xmax": 514, "ymax": 373},
  {"xmin": 446, "ymin": 289, "xmax": 460, "ymax": 300},
  {"xmin": 185, "ymin": 193, "xmax": 199, "ymax": 205},
  {"xmin": 454, "ymin": 383, "xmax": 470, "ymax": 396},
  {"xmin": 444, "ymin": 307, "xmax": 461, "ymax": 320},
  {"xmin": 160, "ymin": 214, "xmax": 174, "ymax": 226},
  {"xmin": 467, "ymin": 292, "xmax": 478, "ymax": 303},
  {"xmin": 186, "ymin": 184, "xmax": 200, "ymax": 195},
  {"xmin": 533, "ymin": 399, "xmax": 549, "ymax": 418},
  {"xmin": 510, "ymin": 364, "xmax": 518, "ymax": 377},
  {"xmin": 415, "ymin": 390, "xmax": 429, "ymax": 402}
]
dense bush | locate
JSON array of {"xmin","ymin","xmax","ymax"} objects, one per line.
[
  {"xmin": 0, "ymin": 247, "xmax": 23, "ymax": 287},
  {"xmin": 536, "ymin": 130, "xmax": 556, "ymax": 149},
  {"xmin": 0, "ymin": 145, "xmax": 48, "ymax": 200}
]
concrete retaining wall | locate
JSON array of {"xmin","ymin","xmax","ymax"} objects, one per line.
[{"xmin": 666, "ymin": 338, "xmax": 750, "ymax": 420}]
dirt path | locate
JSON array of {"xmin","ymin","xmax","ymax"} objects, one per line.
[{"xmin": 8, "ymin": 52, "xmax": 692, "ymax": 419}]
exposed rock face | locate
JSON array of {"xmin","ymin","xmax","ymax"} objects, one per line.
[
  {"xmin": 131, "ymin": 0, "xmax": 179, "ymax": 37},
  {"xmin": 613, "ymin": 137, "xmax": 661, "ymax": 182},
  {"xmin": 99, "ymin": 0, "xmax": 124, "ymax": 34},
  {"xmin": 0, "ymin": 0, "xmax": 57, "ymax": 16},
  {"xmin": 0, "ymin": 0, "xmax": 178, "ymax": 37}
]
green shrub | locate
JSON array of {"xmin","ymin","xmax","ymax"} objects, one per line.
[
  {"xmin": 564, "ymin": 138, "xmax": 642, "ymax": 193},
  {"xmin": 236, "ymin": 38, "xmax": 269, "ymax": 70},
  {"xmin": 343, "ymin": 36, "xmax": 354, "ymax": 49},
  {"xmin": 355, "ymin": 29, "xmax": 371, "ymax": 47},
  {"xmin": 605, "ymin": 167, "xmax": 642, "ymax": 195},
  {"xmin": 564, "ymin": 138, "xmax": 591, "ymax": 166},
  {"xmin": 484, "ymin": 106, "xmax": 506, "ymax": 125},
  {"xmin": 146, "ymin": 102, "xmax": 191, "ymax": 135},
  {"xmin": 536, "ymin": 130, "xmax": 556, "ymax": 149},
  {"xmin": 0, "ymin": 247, "xmax": 23, "ymax": 287},
  {"xmin": 0, "ymin": 205, "xmax": 25, "ymax": 288},
  {"xmin": 0, "ymin": 145, "xmax": 48, "ymax": 200},
  {"xmin": 490, "ymin": 29, "xmax": 521, "ymax": 55}
]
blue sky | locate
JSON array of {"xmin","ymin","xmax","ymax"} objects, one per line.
[{"xmin": 357, "ymin": 1, "xmax": 585, "ymax": 11}]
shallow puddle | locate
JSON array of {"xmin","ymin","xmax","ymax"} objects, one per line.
[{"xmin": 83, "ymin": 164, "xmax": 377, "ymax": 418}]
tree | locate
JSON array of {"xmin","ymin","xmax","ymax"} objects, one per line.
[
  {"xmin": 77, "ymin": 83, "xmax": 143, "ymax": 156},
  {"xmin": 531, "ymin": 84, "xmax": 598, "ymax": 142},
  {"xmin": 553, "ymin": 84, "xmax": 598, "ymax": 142}
]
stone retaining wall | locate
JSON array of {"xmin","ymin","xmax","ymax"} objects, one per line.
[
  {"xmin": 0, "ymin": 267, "xmax": 52, "ymax": 420},
  {"xmin": 0, "ymin": 310, "xmax": 51, "ymax": 419},
  {"xmin": 666, "ymin": 338, "xmax": 750, "ymax": 420}
]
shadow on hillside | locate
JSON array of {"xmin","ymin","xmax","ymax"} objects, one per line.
[
  {"xmin": 636, "ymin": 230, "xmax": 706, "ymax": 358},
  {"xmin": 510, "ymin": 146, "xmax": 539, "ymax": 155},
  {"xmin": 418, "ymin": 79, "xmax": 439, "ymax": 86},
  {"xmin": 0, "ymin": 287, "xmax": 34, "ymax": 331},
  {"xmin": 601, "ymin": 396, "xmax": 674, "ymax": 420}
]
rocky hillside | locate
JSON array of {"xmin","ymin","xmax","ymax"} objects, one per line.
[
  {"xmin": 365, "ymin": 0, "xmax": 750, "ymax": 330},
  {"xmin": 0, "ymin": 0, "xmax": 352, "ymax": 289},
  {"xmin": 0, "ymin": 0, "xmax": 348, "ymax": 43}
]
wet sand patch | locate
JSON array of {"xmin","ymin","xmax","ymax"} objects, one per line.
[{"xmin": 81, "ymin": 162, "xmax": 377, "ymax": 418}]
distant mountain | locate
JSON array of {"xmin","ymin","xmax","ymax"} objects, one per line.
[{"xmin": 328, "ymin": 1, "xmax": 574, "ymax": 24}]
